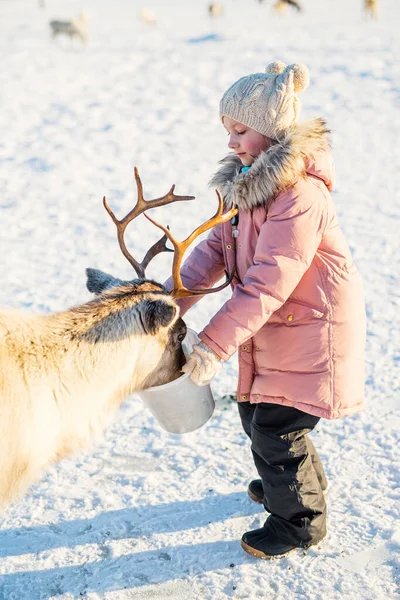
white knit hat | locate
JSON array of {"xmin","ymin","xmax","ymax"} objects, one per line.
[{"xmin": 220, "ymin": 61, "xmax": 309, "ymax": 140}]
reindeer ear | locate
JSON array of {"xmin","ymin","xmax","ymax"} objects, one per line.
[
  {"xmin": 138, "ymin": 300, "xmax": 176, "ymax": 335},
  {"xmin": 86, "ymin": 268, "xmax": 126, "ymax": 295}
]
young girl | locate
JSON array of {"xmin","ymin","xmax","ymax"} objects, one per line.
[{"xmin": 169, "ymin": 61, "xmax": 366, "ymax": 558}]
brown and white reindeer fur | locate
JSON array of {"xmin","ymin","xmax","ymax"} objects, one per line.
[{"xmin": 0, "ymin": 270, "xmax": 186, "ymax": 509}]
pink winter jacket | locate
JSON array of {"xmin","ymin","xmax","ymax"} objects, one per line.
[{"xmin": 168, "ymin": 119, "xmax": 366, "ymax": 419}]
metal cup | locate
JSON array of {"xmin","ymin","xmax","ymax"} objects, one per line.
[{"xmin": 137, "ymin": 329, "xmax": 216, "ymax": 434}]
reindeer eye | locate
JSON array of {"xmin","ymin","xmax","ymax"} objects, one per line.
[{"xmin": 177, "ymin": 333, "xmax": 185, "ymax": 342}]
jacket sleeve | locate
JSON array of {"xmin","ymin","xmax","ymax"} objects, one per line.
[
  {"xmin": 199, "ymin": 186, "xmax": 328, "ymax": 360},
  {"xmin": 163, "ymin": 223, "xmax": 226, "ymax": 316}
]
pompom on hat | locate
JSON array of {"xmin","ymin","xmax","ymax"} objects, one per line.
[{"xmin": 220, "ymin": 61, "xmax": 309, "ymax": 140}]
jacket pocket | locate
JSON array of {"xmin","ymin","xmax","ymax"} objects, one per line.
[{"xmin": 268, "ymin": 299, "xmax": 326, "ymax": 325}]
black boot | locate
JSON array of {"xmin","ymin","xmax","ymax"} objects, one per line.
[
  {"xmin": 241, "ymin": 527, "xmax": 298, "ymax": 559},
  {"xmin": 241, "ymin": 517, "xmax": 325, "ymax": 559},
  {"xmin": 247, "ymin": 479, "xmax": 264, "ymax": 504}
]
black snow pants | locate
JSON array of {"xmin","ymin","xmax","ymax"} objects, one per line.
[{"xmin": 238, "ymin": 401, "xmax": 327, "ymax": 546}]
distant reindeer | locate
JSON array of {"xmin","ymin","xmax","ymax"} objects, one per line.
[
  {"xmin": 49, "ymin": 11, "xmax": 89, "ymax": 45},
  {"xmin": 0, "ymin": 168, "xmax": 237, "ymax": 509},
  {"xmin": 138, "ymin": 8, "xmax": 157, "ymax": 25},
  {"xmin": 208, "ymin": 2, "xmax": 224, "ymax": 18},
  {"xmin": 273, "ymin": 0, "xmax": 302, "ymax": 14},
  {"xmin": 364, "ymin": 0, "xmax": 379, "ymax": 20}
]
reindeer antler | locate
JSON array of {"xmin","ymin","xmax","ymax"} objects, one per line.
[
  {"xmin": 145, "ymin": 190, "xmax": 238, "ymax": 298},
  {"xmin": 103, "ymin": 167, "xmax": 195, "ymax": 278}
]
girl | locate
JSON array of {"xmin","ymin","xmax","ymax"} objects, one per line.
[{"xmin": 169, "ymin": 61, "xmax": 366, "ymax": 558}]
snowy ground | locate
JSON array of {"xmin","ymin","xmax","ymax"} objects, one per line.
[{"xmin": 0, "ymin": 0, "xmax": 399, "ymax": 598}]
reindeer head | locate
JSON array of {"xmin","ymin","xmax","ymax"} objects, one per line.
[
  {"xmin": 86, "ymin": 168, "xmax": 238, "ymax": 389},
  {"xmin": 84, "ymin": 272, "xmax": 187, "ymax": 387}
]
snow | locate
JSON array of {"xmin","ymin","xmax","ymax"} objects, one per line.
[{"xmin": 0, "ymin": 0, "xmax": 399, "ymax": 598}]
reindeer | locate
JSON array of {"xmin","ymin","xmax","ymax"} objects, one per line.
[
  {"xmin": 49, "ymin": 11, "xmax": 89, "ymax": 45},
  {"xmin": 208, "ymin": 3, "xmax": 224, "ymax": 18},
  {"xmin": 363, "ymin": 0, "xmax": 379, "ymax": 20},
  {"xmin": 273, "ymin": 0, "xmax": 302, "ymax": 15},
  {"xmin": 0, "ymin": 169, "xmax": 237, "ymax": 509},
  {"xmin": 138, "ymin": 8, "xmax": 157, "ymax": 26}
]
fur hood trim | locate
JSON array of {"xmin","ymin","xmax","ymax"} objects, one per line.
[{"xmin": 209, "ymin": 118, "xmax": 331, "ymax": 211}]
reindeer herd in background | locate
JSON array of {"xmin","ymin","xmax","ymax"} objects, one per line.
[
  {"xmin": 209, "ymin": 0, "xmax": 379, "ymax": 20},
  {"xmin": 40, "ymin": 0, "xmax": 381, "ymax": 47},
  {"xmin": 207, "ymin": 0, "xmax": 379, "ymax": 21}
]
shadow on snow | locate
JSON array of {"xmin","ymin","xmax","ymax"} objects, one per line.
[{"xmin": 0, "ymin": 492, "xmax": 264, "ymax": 597}]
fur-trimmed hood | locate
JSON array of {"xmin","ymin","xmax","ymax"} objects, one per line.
[{"xmin": 209, "ymin": 118, "xmax": 333, "ymax": 211}]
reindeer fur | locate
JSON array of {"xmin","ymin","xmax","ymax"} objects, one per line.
[{"xmin": 0, "ymin": 270, "xmax": 186, "ymax": 509}]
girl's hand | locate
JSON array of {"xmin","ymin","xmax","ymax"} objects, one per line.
[{"xmin": 182, "ymin": 341, "xmax": 222, "ymax": 386}]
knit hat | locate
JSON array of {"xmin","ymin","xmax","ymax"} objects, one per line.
[{"xmin": 220, "ymin": 61, "xmax": 309, "ymax": 140}]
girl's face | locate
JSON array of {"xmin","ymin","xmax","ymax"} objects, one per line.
[{"xmin": 223, "ymin": 116, "xmax": 272, "ymax": 166}]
